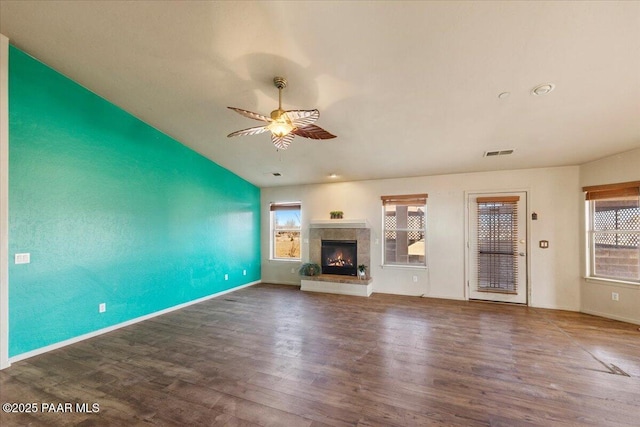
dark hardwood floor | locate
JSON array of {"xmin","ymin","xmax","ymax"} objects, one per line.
[{"xmin": 1, "ymin": 283, "xmax": 639, "ymax": 426}]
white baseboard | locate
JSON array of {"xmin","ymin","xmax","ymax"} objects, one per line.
[
  {"xmin": 581, "ymin": 308, "xmax": 640, "ymax": 326},
  {"xmin": 374, "ymin": 290, "xmax": 466, "ymax": 300},
  {"xmin": 530, "ymin": 303, "xmax": 580, "ymax": 312},
  {"xmin": 265, "ymin": 280, "xmax": 300, "ymax": 286},
  {"xmin": 425, "ymin": 294, "xmax": 466, "ymax": 301},
  {"xmin": 7, "ymin": 281, "xmax": 261, "ymax": 366}
]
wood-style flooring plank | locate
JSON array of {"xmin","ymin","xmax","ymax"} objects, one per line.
[{"xmin": 1, "ymin": 283, "xmax": 639, "ymax": 426}]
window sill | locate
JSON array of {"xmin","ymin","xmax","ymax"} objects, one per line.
[
  {"xmin": 381, "ymin": 264, "xmax": 428, "ymax": 270},
  {"xmin": 585, "ymin": 277, "xmax": 640, "ymax": 289}
]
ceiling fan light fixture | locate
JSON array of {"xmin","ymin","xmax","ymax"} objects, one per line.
[
  {"xmin": 267, "ymin": 111, "xmax": 295, "ymax": 137},
  {"xmin": 227, "ymin": 76, "xmax": 336, "ymax": 149}
]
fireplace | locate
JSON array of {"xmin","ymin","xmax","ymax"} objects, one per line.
[{"xmin": 321, "ymin": 240, "xmax": 357, "ymax": 276}]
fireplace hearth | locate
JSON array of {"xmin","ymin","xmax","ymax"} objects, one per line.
[{"xmin": 321, "ymin": 240, "xmax": 357, "ymax": 276}]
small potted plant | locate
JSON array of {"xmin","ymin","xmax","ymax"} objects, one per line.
[
  {"xmin": 330, "ymin": 211, "xmax": 344, "ymax": 219},
  {"xmin": 299, "ymin": 263, "xmax": 321, "ymax": 276},
  {"xmin": 357, "ymin": 264, "xmax": 367, "ymax": 279}
]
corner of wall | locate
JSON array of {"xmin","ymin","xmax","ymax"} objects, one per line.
[{"xmin": 0, "ymin": 33, "xmax": 10, "ymax": 369}]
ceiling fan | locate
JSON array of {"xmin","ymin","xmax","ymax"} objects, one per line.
[{"xmin": 227, "ymin": 77, "xmax": 336, "ymax": 150}]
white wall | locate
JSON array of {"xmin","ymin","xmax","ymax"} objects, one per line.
[
  {"xmin": 579, "ymin": 147, "xmax": 640, "ymax": 325},
  {"xmin": 262, "ymin": 166, "xmax": 582, "ymax": 311}
]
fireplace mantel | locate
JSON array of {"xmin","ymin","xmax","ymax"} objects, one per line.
[{"xmin": 309, "ymin": 219, "xmax": 370, "ymax": 229}]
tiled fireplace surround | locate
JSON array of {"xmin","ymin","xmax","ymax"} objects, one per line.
[
  {"xmin": 309, "ymin": 227, "xmax": 370, "ymax": 270},
  {"xmin": 301, "ymin": 221, "xmax": 373, "ymax": 296}
]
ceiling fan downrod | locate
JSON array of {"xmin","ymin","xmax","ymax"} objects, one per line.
[{"xmin": 273, "ymin": 77, "xmax": 287, "ymax": 112}]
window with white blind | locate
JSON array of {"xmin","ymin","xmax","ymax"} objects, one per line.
[
  {"xmin": 270, "ymin": 202, "xmax": 301, "ymax": 260},
  {"xmin": 584, "ymin": 181, "xmax": 640, "ymax": 283},
  {"xmin": 382, "ymin": 194, "xmax": 427, "ymax": 266}
]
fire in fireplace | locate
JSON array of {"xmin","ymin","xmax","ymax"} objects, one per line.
[{"xmin": 321, "ymin": 240, "xmax": 357, "ymax": 276}]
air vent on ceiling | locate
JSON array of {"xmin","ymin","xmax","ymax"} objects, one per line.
[
  {"xmin": 484, "ymin": 149, "xmax": 514, "ymax": 157},
  {"xmin": 272, "ymin": 172, "xmax": 282, "ymax": 177}
]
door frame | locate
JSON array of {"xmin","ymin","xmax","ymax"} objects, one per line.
[{"xmin": 464, "ymin": 189, "xmax": 531, "ymax": 305}]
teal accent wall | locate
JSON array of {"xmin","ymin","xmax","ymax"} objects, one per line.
[{"xmin": 8, "ymin": 46, "xmax": 261, "ymax": 357}]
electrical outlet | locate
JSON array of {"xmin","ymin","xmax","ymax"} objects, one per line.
[
  {"xmin": 243, "ymin": 269, "xmax": 247, "ymax": 276},
  {"xmin": 224, "ymin": 274, "xmax": 229, "ymax": 281},
  {"xmin": 291, "ymin": 268, "xmax": 295, "ymax": 274},
  {"xmin": 99, "ymin": 303, "xmax": 106, "ymax": 313},
  {"xmin": 412, "ymin": 275, "xmax": 418, "ymax": 283},
  {"xmin": 15, "ymin": 253, "xmax": 30, "ymax": 264},
  {"xmin": 611, "ymin": 292, "xmax": 619, "ymax": 301}
]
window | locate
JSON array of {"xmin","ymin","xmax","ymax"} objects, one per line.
[
  {"xmin": 270, "ymin": 202, "xmax": 301, "ymax": 260},
  {"xmin": 382, "ymin": 194, "xmax": 427, "ymax": 266},
  {"xmin": 584, "ymin": 181, "xmax": 640, "ymax": 283}
]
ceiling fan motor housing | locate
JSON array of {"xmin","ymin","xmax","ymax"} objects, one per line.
[{"xmin": 271, "ymin": 109, "xmax": 287, "ymax": 120}]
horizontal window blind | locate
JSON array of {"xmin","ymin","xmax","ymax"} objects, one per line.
[
  {"xmin": 583, "ymin": 181, "xmax": 640, "ymax": 200},
  {"xmin": 270, "ymin": 202, "xmax": 301, "ymax": 211},
  {"xmin": 477, "ymin": 197, "xmax": 519, "ymax": 294},
  {"xmin": 381, "ymin": 194, "xmax": 428, "ymax": 206},
  {"xmin": 476, "ymin": 196, "xmax": 520, "ymax": 203}
]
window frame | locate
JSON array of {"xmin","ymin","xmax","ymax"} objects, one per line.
[
  {"xmin": 584, "ymin": 181, "xmax": 640, "ymax": 284},
  {"xmin": 269, "ymin": 202, "xmax": 301, "ymax": 261},
  {"xmin": 381, "ymin": 194, "xmax": 428, "ymax": 268}
]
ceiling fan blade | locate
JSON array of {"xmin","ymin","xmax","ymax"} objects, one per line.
[
  {"xmin": 284, "ymin": 110, "xmax": 319, "ymax": 128},
  {"xmin": 227, "ymin": 125, "xmax": 270, "ymax": 138},
  {"xmin": 292, "ymin": 124, "xmax": 337, "ymax": 140},
  {"xmin": 227, "ymin": 107, "xmax": 271, "ymax": 122},
  {"xmin": 271, "ymin": 133, "xmax": 295, "ymax": 150}
]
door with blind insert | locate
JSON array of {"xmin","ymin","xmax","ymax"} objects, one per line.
[{"xmin": 468, "ymin": 192, "xmax": 527, "ymax": 304}]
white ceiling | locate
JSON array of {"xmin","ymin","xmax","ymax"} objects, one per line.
[{"xmin": 1, "ymin": 1, "xmax": 639, "ymax": 187}]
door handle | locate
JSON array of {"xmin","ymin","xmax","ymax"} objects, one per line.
[{"xmin": 519, "ymin": 252, "xmax": 526, "ymax": 256}]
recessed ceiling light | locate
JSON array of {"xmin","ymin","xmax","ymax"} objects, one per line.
[
  {"xmin": 329, "ymin": 173, "xmax": 338, "ymax": 179},
  {"xmin": 498, "ymin": 92, "xmax": 510, "ymax": 99},
  {"xmin": 531, "ymin": 83, "xmax": 555, "ymax": 96}
]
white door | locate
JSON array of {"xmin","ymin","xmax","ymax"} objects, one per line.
[{"xmin": 468, "ymin": 192, "xmax": 527, "ymax": 304}]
